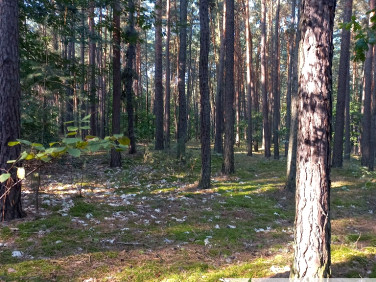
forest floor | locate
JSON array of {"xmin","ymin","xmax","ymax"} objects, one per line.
[{"xmin": 1, "ymin": 142, "xmax": 376, "ymax": 281}]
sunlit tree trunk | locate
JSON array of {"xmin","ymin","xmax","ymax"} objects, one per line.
[
  {"xmin": 164, "ymin": 0, "xmax": 171, "ymax": 149},
  {"xmin": 291, "ymin": 0, "xmax": 336, "ymax": 277},
  {"xmin": 88, "ymin": 1, "xmax": 97, "ymax": 136},
  {"xmin": 272, "ymin": 0, "xmax": 280, "ymax": 160}
]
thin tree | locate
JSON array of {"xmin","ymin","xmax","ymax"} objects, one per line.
[
  {"xmin": 154, "ymin": 0, "xmax": 164, "ymax": 150},
  {"xmin": 261, "ymin": 0, "xmax": 270, "ymax": 158},
  {"xmin": 164, "ymin": 0, "xmax": 171, "ymax": 148},
  {"xmin": 177, "ymin": 0, "xmax": 188, "ymax": 159},
  {"xmin": 332, "ymin": 0, "xmax": 353, "ymax": 167},
  {"xmin": 0, "ymin": 0, "xmax": 26, "ymax": 220},
  {"xmin": 125, "ymin": 0, "xmax": 137, "ymax": 154},
  {"xmin": 291, "ymin": 0, "xmax": 336, "ymax": 277},
  {"xmin": 272, "ymin": 0, "xmax": 280, "ymax": 160},
  {"xmin": 214, "ymin": 1, "xmax": 225, "ymax": 154},
  {"xmin": 222, "ymin": 0, "xmax": 235, "ymax": 174},
  {"xmin": 110, "ymin": 0, "xmax": 122, "ymax": 167},
  {"xmin": 199, "ymin": 0, "xmax": 211, "ymax": 189},
  {"xmin": 88, "ymin": 0, "xmax": 97, "ymax": 136}
]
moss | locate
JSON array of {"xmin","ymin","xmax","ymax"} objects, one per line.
[{"xmin": 0, "ymin": 226, "xmax": 12, "ymax": 240}]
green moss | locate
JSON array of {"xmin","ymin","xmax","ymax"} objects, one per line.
[{"xmin": 0, "ymin": 226, "xmax": 12, "ymax": 240}]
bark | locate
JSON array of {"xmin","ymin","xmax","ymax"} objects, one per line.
[
  {"xmin": 88, "ymin": 1, "xmax": 97, "ymax": 136},
  {"xmin": 261, "ymin": 0, "xmax": 271, "ymax": 158},
  {"xmin": 332, "ymin": 0, "xmax": 353, "ymax": 167},
  {"xmin": 286, "ymin": 0, "xmax": 301, "ymax": 192},
  {"xmin": 272, "ymin": 0, "xmax": 280, "ymax": 160},
  {"xmin": 110, "ymin": 0, "xmax": 122, "ymax": 167},
  {"xmin": 0, "ymin": 1, "xmax": 26, "ymax": 221},
  {"xmin": 164, "ymin": 0, "xmax": 171, "ymax": 148},
  {"xmin": 199, "ymin": 0, "xmax": 211, "ymax": 189},
  {"xmin": 244, "ymin": 0, "xmax": 253, "ymax": 156},
  {"xmin": 125, "ymin": 0, "xmax": 137, "ymax": 154},
  {"xmin": 370, "ymin": 44, "xmax": 376, "ymax": 171},
  {"xmin": 154, "ymin": 0, "xmax": 164, "ymax": 150},
  {"xmin": 214, "ymin": 1, "xmax": 225, "ymax": 154},
  {"xmin": 291, "ymin": 0, "xmax": 336, "ymax": 277},
  {"xmin": 222, "ymin": 0, "xmax": 235, "ymax": 174},
  {"xmin": 177, "ymin": 0, "xmax": 188, "ymax": 159},
  {"xmin": 344, "ymin": 67, "xmax": 351, "ymax": 160}
]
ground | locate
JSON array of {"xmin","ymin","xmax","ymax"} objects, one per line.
[{"xmin": 0, "ymin": 142, "xmax": 376, "ymax": 281}]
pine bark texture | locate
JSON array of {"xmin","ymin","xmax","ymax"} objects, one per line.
[
  {"xmin": 199, "ymin": 0, "xmax": 211, "ymax": 189},
  {"xmin": 273, "ymin": 0, "xmax": 281, "ymax": 160},
  {"xmin": 0, "ymin": 1, "xmax": 26, "ymax": 221},
  {"xmin": 89, "ymin": 1, "xmax": 97, "ymax": 136},
  {"xmin": 110, "ymin": 0, "xmax": 122, "ymax": 167},
  {"xmin": 291, "ymin": 0, "xmax": 336, "ymax": 277},
  {"xmin": 177, "ymin": 0, "xmax": 188, "ymax": 159},
  {"xmin": 332, "ymin": 0, "xmax": 353, "ymax": 167},
  {"xmin": 164, "ymin": 0, "xmax": 171, "ymax": 148},
  {"xmin": 222, "ymin": 0, "xmax": 235, "ymax": 174},
  {"xmin": 154, "ymin": 0, "xmax": 164, "ymax": 150},
  {"xmin": 245, "ymin": 0, "xmax": 253, "ymax": 156}
]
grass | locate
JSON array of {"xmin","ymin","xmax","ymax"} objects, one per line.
[{"xmin": 0, "ymin": 142, "xmax": 375, "ymax": 280}]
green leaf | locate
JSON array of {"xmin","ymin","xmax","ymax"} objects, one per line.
[
  {"xmin": 66, "ymin": 132, "xmax": 77, "ymax": 136},
  {"xmin": 67, "ymin": 126, "xmax": 79, "ymax": 132},
  {"xmin": 118, "ymin": 136, "xmax": 130, "ymax": 146},
  {"xmin": 8, "ymin": 141, "xmax": 20, "ymax": 146},
  {"xmin": 0, "ymin": 173, "xmax": 11, "ymax": 183},
  {"xmin": 88, "ymin": 143, "xmax": 101, "ymax": 152},
  {"xmin": 81, "ymin": 114, "xmax": 91, "ymax": 121},
  {"xmin": 113, "ymin": 134, "xmax": 123, "ymax": 139},
  {"xmin": 31, "ymin": 143, "xmax": 45, "ymax": 150},
  {"xmin": 64, "ymin": 120, "xmax": 75, "ymax": 124},
  {"xmin": 80, "ymin": 126, "xmax": 90, "ymax": 130},
  {"xmin": 16, "ymin": 139, "xmax": 32, "ymax": 146},
  {"xmin": 25, "ymin": 153, "xmax": 35, "ymax": 160},
  {"xmin": 67, "ymin": 148, "xmax": 81, "ymax": 158},
  {"xmin": 7, "ymin": 160, "xmax": 17, "ymax": 164},
  {"xmin": 20, "ymin": 151, "xmax": 28, "ymax": 160},
  {"xmin": 49, "ymin": 142, "xmax": 59, "ymax": 147}
]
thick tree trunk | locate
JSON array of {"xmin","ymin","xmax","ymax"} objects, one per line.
[
  {"xmin": 272, "ymin": 0, "xmax": 280, "ymax": 160},
  {"xmin": 222, "ymin": 0, "xmax": 235, "ymax": 174},
  {"xmin": 125, "ymin": 0, "xmax": 137, "ymax": 154},
  {"xmin": 214, "ymin": 1, "xmax": 225, "ymax": 154},
  {"xmin": 291, "ymin": 0, "xmax": 336, "ymax": 277},
  {"xmin": 177, "ymin": 0, "xmax": 188, "ymax": 159},
  {"xmin": 110, "ymin": 0, "xmax": 122, "ymax": 167},
  {"xmin": 199, "ymin": 0, "xmax": 211, "ymax": 189},
  {"xmin": 332, "ymin": 0, "xmax": 353, "ymax": 167},
  {"xmin": 0, "ymin": 1, "xmax": 26, "ymax": 221},
  {"xmin": 261, "ymin": 0, "xmax": 270, "ymax": 158},
  {"xmin": 154, "ymin": 0, "xmax": 164, "ymax": 150},
  {"xmin": 164, "ymin": 0, "xmax": 171, "ymax": 149}
]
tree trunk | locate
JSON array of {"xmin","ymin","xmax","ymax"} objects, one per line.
[
  {"xmin": 332, "ymin": 0, "xmax": 353, "ymax": 167},
  {"xmin": 154, "ymin": 0, "xmax": 164, "ymax": 150},
  {"xmin": 88, "ymin": 1, "xmax": 97, "ymax": 136},
  {"xmin": 291, "ymin": 0, "xmax": 336, "ymax": 277},
  {"xmin": 261, "ymin": 0, "xmax": 271, "ymax": 158},
  {"xmin": 125, "ymin": 0, "xmax": 137, "ymax": 154},
  {"xmin": 177, "ymin": 0, "xmax": 188, "ymax": 159},
  {"xmin": 272, "ymin": 0, "xmax": 280, "ymax": 160},
  {"xmin": 214, "ymin": 1, "xmax": 225, "ymax": 154},
  {"xmin": 222, "ymin": 0, "xmax": 235, "ymax": 174},
  {"xmin": 0, "ymin": 1, "xmax": 26, "ymax": 221},
  {"xmin": 164, "ymin": 0, "xmax": 171, "ymax": 149},
  {"xmin": 110, "ymin": 0, "xmax": 122, "ymax": 167},
  {"xmin": 199, "ymin": 0, "xmax": 211, "ymax": 189},
  {"xmin": 286, "ymin": 0, "xmax": 301, "ymax": 192}
]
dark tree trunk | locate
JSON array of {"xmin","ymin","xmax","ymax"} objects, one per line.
[
  {"xmin": 199, "ymin": 0, "xmax": 211, "ymax": 189},
  {"xmin": 261, "ymin": 0, "xmax": 270, "ymax": 158},
  {"xmin": 214, "ymin": 1, "xmax": 225, "ymax": 154},
  {"xmin": 177, "ymin": 0, "xmax": 188, "ymax": 159},
  {"xmin": 332, "ymin": 0, "xmax": 353, "ymax": 167},
  {"xmin": 344, "ymin": 67, "xmax": 351, "ymax": 160},
  {"xmin": 291, "ymin": 0, "xmax": 336, "ymax": 277},
  {"xmin": 125, "ymin": 0, "xmax": 137, "ymax": 154},
  {"xmin": 110, "ymin": 0, "xmax": 122, "ymax": 167},
  {"xmin": 164, "ymin": 0, "xmax": 171, "ymax": 148},
  {"xmin": 222, "ymin": 0, "xmax": 235, "ymax": 174},
  {"xmin": 0, "ymin": 1, "xmax": 26, "ymax": 221},
  {"xmin": 89, "ymin": 1, "xmax": 97, "ymax": 136},
  {"xmin": 272, "ymin": 0, "xmax": 281, "ymax": 160},
  {"xmin": 154, "ymin": 0, "xmax": 164, "ymax": 150}
]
